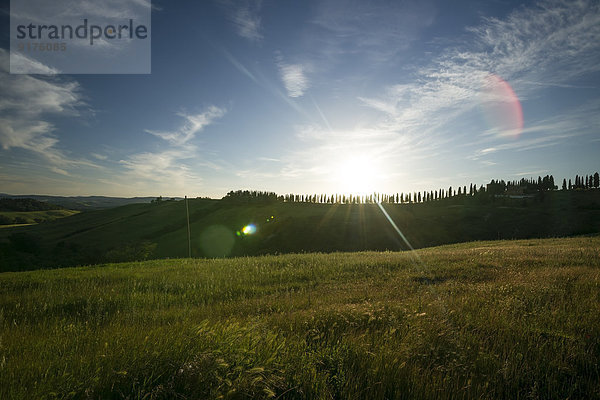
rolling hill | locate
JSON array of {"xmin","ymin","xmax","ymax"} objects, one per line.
[
  {"xmin": 1, "ymin": 190, "xmax": 599, "ymax": 271},
  {"xmin": 0, "ymin": 193, "xmax": 161, "ymax": 211},
  {"xmin": 0, "ymin": 209, "xmax": 80, "ymax": 227}
]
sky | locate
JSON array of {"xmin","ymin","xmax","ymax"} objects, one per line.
[{"xmin": 1, "ymin": 0, "xmax": 599, "ymax": 198}]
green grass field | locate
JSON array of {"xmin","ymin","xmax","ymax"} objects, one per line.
[
  {"xmin": 0, "ymin": 210, "xmax": 79, "ymax": 226},
  {"xmin": 1, "ymin": 236, "xmax": 599, "ymax": 399}
]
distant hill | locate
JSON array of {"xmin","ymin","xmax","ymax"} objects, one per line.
[
  {"xmin": 0, "ymin": 197, "xmax": 65, "ymax": 212},
  {"xmin": 0, "ymin": 198, "xmax": 77, "ymax": 226},
  {"xmin": 0, "ymin": 210, "xmax": 79, "ymax": 226},
  {"xmin": 0, "ymin": 194, "xmax": 168, "ymax": 211},
  {"xmin": 0, "ymin": 190, "xmax": 599, "ymax": 272}
]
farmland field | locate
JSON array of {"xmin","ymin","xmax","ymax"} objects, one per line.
[
  {"xmin": 1, "ymin": 236, "xmax": 599, "ymax": 399},
  {"xmin": 0, "ymin": 210, "xmax": 79, "ymax": 227}
]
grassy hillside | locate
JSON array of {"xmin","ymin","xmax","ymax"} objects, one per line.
[
  {"xmin": 0, "ymin": 198, "xmax": 77, "ymax": 227},
  {"xmin": 1, "ymin": 190, "xmax": 599, "ymax": 271},
  {"xmin": 0, "ymin": 210, "xmax": 79, "ymax": 226},
  {"xmin": 0, "ymin": 237, "xmax": 598, "ymax": 399}
]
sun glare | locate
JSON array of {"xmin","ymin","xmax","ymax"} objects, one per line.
[{"xmin": 335, "ymin": 156, "xmax": 381, "ymax": 195}]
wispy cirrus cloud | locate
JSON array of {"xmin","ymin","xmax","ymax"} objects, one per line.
[
  {"xmin": 8, "ymin": 52, "xmax": 61, "ymax": 74},
  {"xmin": 144, "ymin": 106, "xmax": 226, "ymax": 146},
  {"xmin": 358, "ymin": 0, "xmax": 600, "ymax": 156},
  {"xmin": 514, "ymin": 170, "xmax": 550, "ymax": 177},
  {"xmin": 119, "ymin": 106, "xmax": 227, "ymax": 193},
  {"xmin": 218, "ymin": 0, "xmax": 263, "ymax": 42},
  {"xmin": 469, "ymin": 99, "xmax": 600, "ymax": 160},
  {"xmin": 0, "ymin": 49, "xmax": 98, "ymax": 174},
  {"xmin": 90, "ymin": 153, "xmax": 108, "ymax": 161},
  {"xmin": 464, "ymin": 0, "xmax": 600, "ymax": 85},
  {"xmin": 119, "ymin": 149, "xmax": 197, "ymax": 183}
]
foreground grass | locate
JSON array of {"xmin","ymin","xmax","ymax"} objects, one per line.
[{"xmin": 0, "ymin": 237, "xmax": 599, "ymax": 399}]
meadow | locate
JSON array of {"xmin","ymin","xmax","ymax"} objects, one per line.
[
  {"xmin": 1, "ymin": 236, "xmax": 599, "ymax": 399},
  {"xmin": 0, "ymin": 210, "xmax": 79, "ymax": 227}
]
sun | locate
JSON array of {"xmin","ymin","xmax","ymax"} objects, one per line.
[{"xmin": 335, "ymin": 155, "xmax": 381, "ymax": 195}]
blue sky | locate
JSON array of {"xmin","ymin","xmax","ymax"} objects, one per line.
[{"xmin": 1, "ymin": 0, "xmax": 599, "ymax": 197}]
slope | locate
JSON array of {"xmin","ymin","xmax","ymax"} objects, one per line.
[{"xmin": 0, "ymin": 190, "xmax": 599, "ymax": 271}]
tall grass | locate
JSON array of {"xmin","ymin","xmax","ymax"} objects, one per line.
[{"xmin": 1, "ymin": 236, "xmax": 599, "ymax": 399}]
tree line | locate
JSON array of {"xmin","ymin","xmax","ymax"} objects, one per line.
[
  {"xmin": 222, "ymin": 172, "xmax": 599, "ymax": 205},
  {"xmin": 563, "ymin": 172, "xmax": 600, "ymax": 191}
]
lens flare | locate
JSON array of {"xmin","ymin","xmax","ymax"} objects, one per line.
[
  {"xmin": 480, "ymin": 74, "xmax": 523, "ymax": 138},
  {"xmin": 199, "ymin": 225, "xmax": 234, "ymax": 257},
  {"xmin": 241, "ymin": 224, "xmax": 256, "ymax": 235}
]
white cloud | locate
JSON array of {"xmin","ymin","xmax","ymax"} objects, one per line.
[
  {"xmin": 219, "ymin": 0, "xmax": 263, "ymax": 42},
  {"xmin": 257, "ymin": 157, "xmax": 280, "ymax": 162},
  {"xmin": 144, "ymin": 106, "xmax": 226, "ymax": 146},
  {"xmin": 465, "ymin": 0, "xmax": 600, "ymax": 84},
  {"xmin": 0, "ymin": 49, "xmax": 97, "ymax": 172},
  {"xmin": 514, "ymin": 170, "xmax": 550, "ymax": 177},
  {"xmin": 91, "ymin": 153, "xmax": 108, "ymax": 160},
  {"xmin": 0, "ymin": 61, "xmax": 80, "ymax": 116},
  {"xmin": 118, "ymin": 147, "xmax": 207, "ymax": 195},
  {"xmin": 278, "ymin": 63, "xmax": 310, "ymax": 98},
  {"xmin": 119, "ymin": 106, "xmax": 227, "ymax": 193},
  {"xmin": 119, "ymin": 149, "xmax": 194, "ymax": 182},
  {"xmin": 468, "ymin": 99, "xmax": 600, "ymax": 159},
  {"xmin": 8, "ymin": 53, "xmax": 61, "ymax": 74}
]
